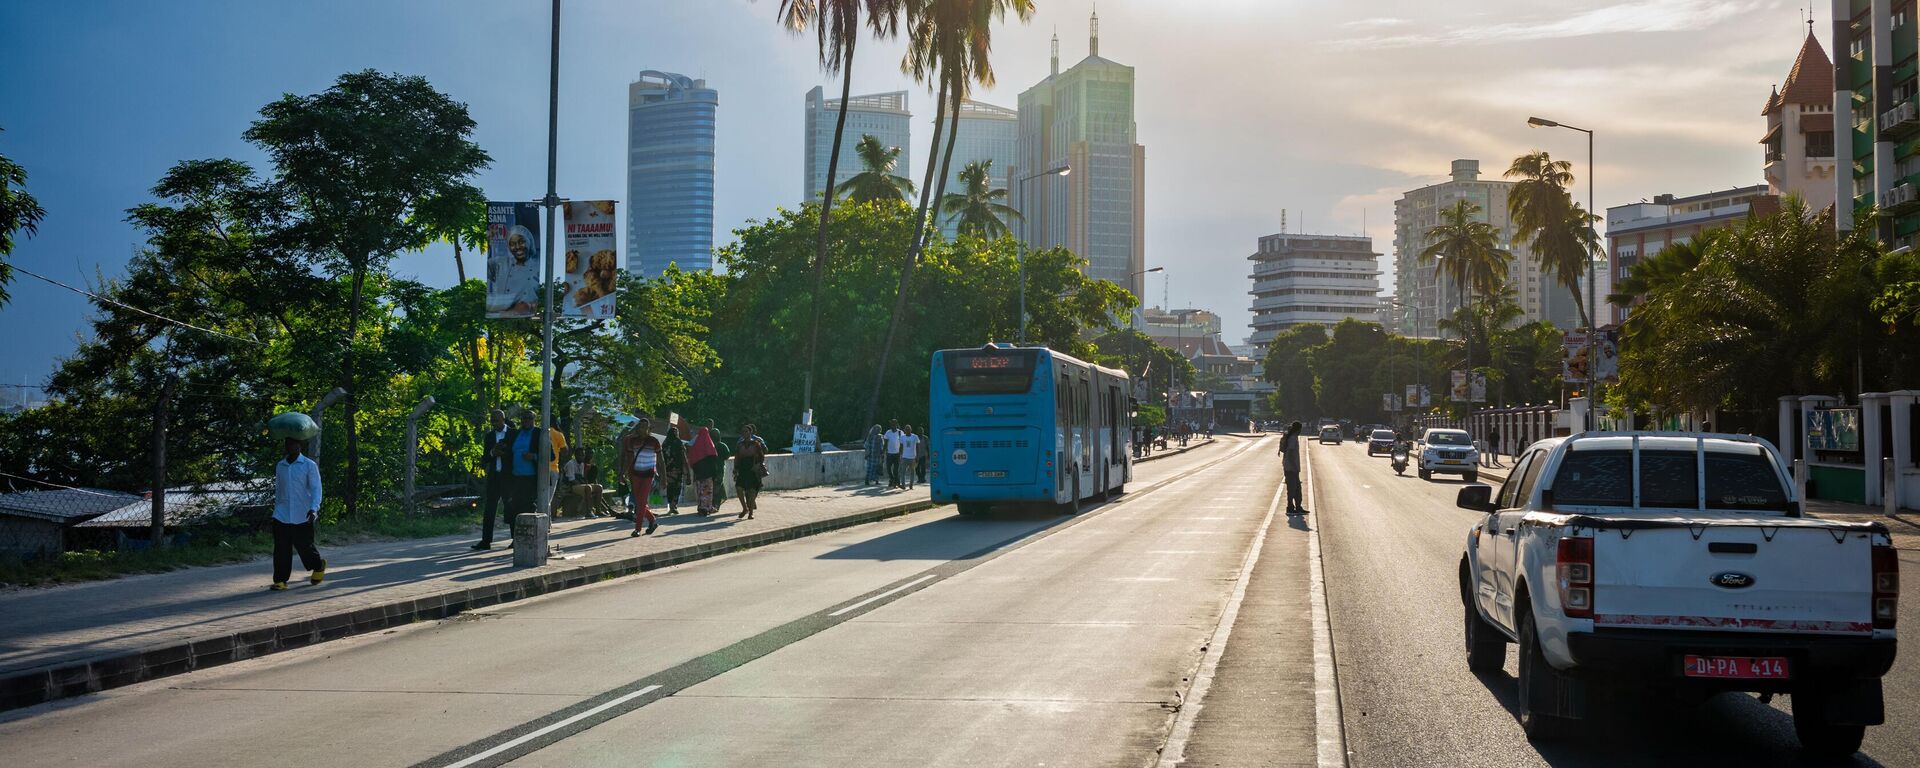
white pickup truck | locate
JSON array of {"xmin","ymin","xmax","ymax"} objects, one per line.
[{"xmin": 1456, "ymin": 432, "xmax": 1898, "ymax": 757}]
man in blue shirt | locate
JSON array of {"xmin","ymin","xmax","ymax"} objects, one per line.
[{"xmin": 271, "ymin": 437, "xmax": 327, "ymax": 590}]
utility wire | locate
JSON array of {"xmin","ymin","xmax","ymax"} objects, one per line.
[{"xmin": 12, "ymin": 264, "xmax": 264, "ymax": 346}]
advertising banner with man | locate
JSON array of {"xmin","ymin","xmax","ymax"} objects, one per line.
[
  {"xmin": 1469, "ymin": 371, "xmax": 1487, "ymax": 403},
  {"xmin": 485, "ymin": 202, "xmax": 542, "ymax": 319},
  {"xmin": 1561, "ymin": 330, "xmax": 1620, "ymax": 383},
  {"xmin": 560, "ymin": 201, "xmax": 619, "ymax": 318}
]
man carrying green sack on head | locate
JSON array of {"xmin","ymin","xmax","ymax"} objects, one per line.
[{"xmin": 266, "ymin": 412, "xmax": 326, "ymax": 591}]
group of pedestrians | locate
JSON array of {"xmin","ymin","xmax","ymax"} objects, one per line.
[
  {"xmin": 869, "ymin": 420, "xmax": 925, "ymax": 490},
  {"xmin": 474, "ymin": 408, "xmax": 570, "ymax": 551},
  {"xmin": 619, "ymin": 418, "xmax": 769, "ymax": 535}
]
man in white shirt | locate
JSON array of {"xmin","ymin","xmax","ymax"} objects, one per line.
[
  {"xmin": 898, "ymin": 425, "xmax": 921, "ymax": 490},
  {"xmin": 271, "ymin": 437, "xmax": 327, "ymax": 591},
  {"xmin": 883, "ymin": 420, "xmax": 905, "ymax": 489}
]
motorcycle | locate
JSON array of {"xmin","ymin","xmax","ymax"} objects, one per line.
[{"xmin": 1390, "ymin": 442, "xmax": 1410, "ymax": 476}]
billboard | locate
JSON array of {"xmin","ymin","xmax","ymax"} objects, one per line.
[
  {"xmin": 1405, "ymin": 384, "xmax": 1419, "ymax": 409},
  {"xmin": 485, "ymin": 202, "xmax": 542, "ymax": 319},
  {"xmin": 1562, "ymin": 329, "xmax": 1620, "ymax": 383},
  {"xmin": 1450, "ymin": 370, "xmax": 1468, "ymax": 402},
  {"xmin": 560, "ymin": 201, "xmax": 619, "ymax": 318},
  {"xmin": 1469, "ymin": 371, "xmax": 1487, "ymax": 403},
  {"xmin": 1420, "ymin": 385, "xmax": 1432, "ymax": 407}
]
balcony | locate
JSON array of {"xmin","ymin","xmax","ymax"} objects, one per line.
[{"xmin": 1879, "ymin": 101, "xmax": 1920, "ymax": 140}]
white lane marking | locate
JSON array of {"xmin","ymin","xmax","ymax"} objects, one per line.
[
  {"xmin": 1111, "ymin": 577, "xmax": 1177, "ymax": 582},
  {"xmin": 827, "ymin": 574, "xmax": 939, "ymax": 617},
  {"xmin": 445, "ymin": 684, "xmax": 663, "ymax": 768},
  {"xmin": 1306, "ymin": 448, "xmax": 1350, "ymax": 767},
  {"xmin": 1154, "ymin": 471, "xmax": 1284, "ymax": 768}
]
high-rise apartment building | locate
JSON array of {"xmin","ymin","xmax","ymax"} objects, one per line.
[
  {"xmin": 1015, "ymin": 11, "xmax": 1147, "ymax": 298},
  {"xmin": 627, "ymin": 71, "xmax": 717, "ymax": 276},
  {"xmin": 804, "ymin": 87, "xmax": 911, "ymax": 202},
  {"xmin": 1830, "ymin": 4, "xmax": 1920, "ymax": 245},
  {"xmin": 1763, "ymin": 31, "xmax": 1839, "ymax": 211},
  {"xmin": 937, "ymin": 99, "xmax": 1019, "ymax": 239},
  {"xmin": 1391, "ymin": 160, "xmax": 1565, "ymax": 338},
  {"xmin": 1247, "ymin": 233, "xmax": 1382, "ymax": 352}
]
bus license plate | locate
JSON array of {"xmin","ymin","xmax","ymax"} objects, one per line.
[
  {"xmin": 975, "ymin": 470, "xmax": 1007, "ymax": 478},
  {"xmin": 1682, "ymin": 655, "xmax": 1789, "ymax": 680}
]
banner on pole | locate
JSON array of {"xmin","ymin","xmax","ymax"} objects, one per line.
[
  {"xmin": 1420, "ymin": 385, "xmax": 1432, "ymax": 407},
  {"xmin": 485, "ymin": 202, "xmax": 542, "ymax": 319},
  {"xmin": 1382, "ymin": 393, "xmax": 1396, "ymax": 412},
  {"xmin": 1469, "ymin": 371, "xmax": 1487, "ymax": 403},
  {"xmin": 560, "ymin": 201, "xmax": 619, "ymax": 318},
  {"xmin": 1561, "ymin": 329, "xmax": 1620, "ymax": 383},
  {"xmin": 1450, "ymin": 370, "xmax": 1468, "ymax": 402},
  {"xmin": 1404, "ymin": 384, "xmax": 1419, "ymax": 408}
]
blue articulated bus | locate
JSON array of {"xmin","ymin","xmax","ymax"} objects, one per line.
[{"xmin": 929, "ymin": 344, "xmax": 1133, "ymax": 516}]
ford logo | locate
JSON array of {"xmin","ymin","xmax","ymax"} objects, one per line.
[{"xmin": 1711, "ymin": 572, "xmax": 1756, "ymax": 589}]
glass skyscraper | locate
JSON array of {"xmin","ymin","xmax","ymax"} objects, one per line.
[
  {"xmin": 803, "ymin": 87, "xmax": 911, "ymax": 202},
  {"xmin": 627, "ymin": 71, "xmax": 717, "ymax": 276},
  {"xmin": 936, "ymin": 100, "xmax": 1019, "ymax": 240},
  {"xmin": 1016, "ymin": 11, "xmax": 1147, "ymax": 299}
]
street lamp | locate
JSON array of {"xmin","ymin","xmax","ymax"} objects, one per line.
[
  {"xmin": 1527, "ymin": 115, "xmax": 1598, "ymax": 431},
  {"xmin": 1015, "ymin": 164, "xmax": 1072, "ymax": 344}
]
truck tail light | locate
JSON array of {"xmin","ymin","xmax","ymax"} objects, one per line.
[
  {"xmin": 1873, "ymin": 543, "xmax": 1898, "ymax": 630},
  {"xmin": 1557, "ymin": 536, "xmax": 1594, "ymax": 619}
]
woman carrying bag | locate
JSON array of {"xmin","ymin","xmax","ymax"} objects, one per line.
[
  {"xmin": 623, "ymin": 418, "xmax": 662, "ymax": 536},
  {"xmin": 688, "ymin": 426, "xmax": 722, "ymax": 516},
  {"xmin": 733, "ymin": 423, "xmax": 769, "ymax": 520}
]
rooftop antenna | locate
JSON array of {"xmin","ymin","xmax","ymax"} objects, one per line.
[
  {"xmin": 1051, "ymin": 27, "xmax": 1059, "ymax": 75},
  {"xmin": 1281, "ymin": 209, "xmax": 1287, "ymax": 234},
  {"xmin": 1090, "ymin": 3, "xmax": 1099, "ymax": 58}
]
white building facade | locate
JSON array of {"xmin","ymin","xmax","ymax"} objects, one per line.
[
  {"xmin": 803, "ymin": 88, "xmax": 911, "ymax": 202},
  {"xmin": 1247, "ymin": 233, "xmax": 1382, "ymax": 352},
  {"xmin": 1392, "ymin": 159, "xmax": 1568, "ymax": 337},
  {"xmin": 937, "ymin": 99, "xmax": 1019, "ymax": 239}
]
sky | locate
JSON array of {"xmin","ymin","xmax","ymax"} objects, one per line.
[{"xmin": 0, "ymin": 0, "xmax": 1812, "ymax": 391}]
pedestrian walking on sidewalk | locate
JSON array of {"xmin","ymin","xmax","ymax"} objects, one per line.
[
  {"xmin": 734, "ymin": 423, "xmax": 768, "ymax": 519},
  {"xmin": 689, "ymin": 426, "xmax": 722, "ymax": 515},
  {"xmin": 660, "ymin": 423, "xmax": 690, "ymax": 515},
  {"xmin": 1279, "ymin": 421, "xmax": 1307, "ymax": 516},
  {"xmin": 475, "ymin": 408, "xmax": 511, "ymax": 550},
  {"xmin": 623, "ymin": 418, "xmax": 662, "ymax": 536},
  {"xmin": 270, "ymin": 437, "xmax": 327, "ymax": 590},
  {"xmin": 863, "ymin": 424, "xmax": 885, "ymax": 486},
  {"xmin": 898, "ymin": 425, "xmax": 921, "ymax": 489},
  {"xmin": 884, "ymin": 420, "xmax": 905, "ymax": 489},
  {"xmin": 707, "ymin": 419, "xmax": 733, "ymax": 509},
  {"xmin": 1486, "ymin": 427, "xmax": 1502, "ymax": 468}
]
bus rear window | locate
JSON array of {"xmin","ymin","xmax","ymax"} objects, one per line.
[{"xmin": 944, "ymin": 350, "xmax": 1037, "ymax": 395}]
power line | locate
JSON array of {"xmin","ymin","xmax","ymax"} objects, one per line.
[{"xmin": 11, "ymin": 264, "xmax": 264, "ymax": 346}]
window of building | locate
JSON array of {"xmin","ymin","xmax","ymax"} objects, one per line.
[{"xmin": 1806, "ymin": 130, "xmax": 1834, "ymax": 158}]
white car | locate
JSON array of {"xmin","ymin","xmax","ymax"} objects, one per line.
[
  {"xmin": 1418, "ymin": 428, "xmax": 1479, "ymax": 482},
  {"xmin": 1457, "ymin": 432, "xmax": 1897, "ymax": 756}
]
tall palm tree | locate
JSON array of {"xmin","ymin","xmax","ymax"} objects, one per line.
[
  {"xmin": 835, "ymin": 134, "xmax": 917, "ymax": 202},
  {"xmin": 865, "ymin": 0, "xmax": 1034, "ymax": 427},
  {"xmin": 1505, "ymin": 150, "xmax": 1596, "ymax": 329},
  {"xmin": 1420, "ymin": 199, "xmax": 1510, "ymax": 372},
  {"xmin": 940, "ymin": 159, "xmax": 1020, "ymax": 238},
  {"xmin": 777, "ymin": 0, "xmax": 907, "ymax": 415}
]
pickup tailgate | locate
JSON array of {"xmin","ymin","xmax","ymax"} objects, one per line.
[{"xmin": 1589, "ymin": 520, "xmax": 1877, "ymax": 635}]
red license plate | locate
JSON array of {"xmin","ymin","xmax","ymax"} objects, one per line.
[{"xmin": 1681, "ymin": 655, "xmax": 1789, "ymax": 679}]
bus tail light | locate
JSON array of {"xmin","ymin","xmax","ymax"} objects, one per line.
[
  {"xmin": 1873, "ymin": 543, "xmax": 1899, "ymax": 629},
  {"xmin": 1557, "ymin": 536, "xmax": 1594, "ymax": 619}
]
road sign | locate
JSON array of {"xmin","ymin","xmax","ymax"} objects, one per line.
[{"xmin": 792, "ymin": 424, "xmax": 819, "ymax": 454}]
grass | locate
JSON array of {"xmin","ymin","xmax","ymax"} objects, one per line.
[{"xmin": 0, "ymin": 509, "xmax": 480, "ymax": 589}]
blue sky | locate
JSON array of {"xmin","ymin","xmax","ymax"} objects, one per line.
[{"xmin": 2, "ymin": 0, "xmax": 1803, "ymax": 390}]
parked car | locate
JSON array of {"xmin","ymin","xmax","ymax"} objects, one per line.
[
  {"xmin": 1318, "ymin": 425, "xmax": 1343, "ymax": 445},
  {"xmin": 1456, "ymin": 432, "xmax": 1897, "ymax": 757},
  {"xmin": 1418, "ymin": 428, "xmax": 1479, "ymax": 482},
  {"xmin": 1366, "ymin": 429, "xmax": 1397, "ymax": 456}
]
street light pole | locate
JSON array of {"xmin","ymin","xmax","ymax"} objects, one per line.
[
  {"xmin": 537, "ymin": 0, "xmax": 562, "ymax": 514},
  {"xmin": 1527, "ymin": 116, "xmax": 1598, "ymax": 431},
  {"xmin": 1014, "ymin": 164, "xmax": 1071, "ymax": 344}
]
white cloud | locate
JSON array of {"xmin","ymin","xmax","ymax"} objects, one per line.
[{"xmin": 1335, "ymin": 0, "xmax": 1757, "ymax": 49}]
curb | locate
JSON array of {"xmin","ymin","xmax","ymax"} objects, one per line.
[
  {"xmin": 1137, "ymin": 437, "xmax": 1221, "ymax": 464},
  {"xmin": 0, "ymin": 498, "xmax": 938, "ymax": 713}
]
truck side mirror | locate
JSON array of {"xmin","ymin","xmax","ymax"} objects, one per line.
[{"xmin": 1456, "ymin": 484, "xmax": 1495, "ymax": 513}]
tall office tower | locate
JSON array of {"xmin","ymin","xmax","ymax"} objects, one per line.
[
  {"xmin": 936, "ymin": 99, "xmax": 1019, "ymax": 239},
  {"xmin": 1392, "ymin": 160, "xmax": 1561, "ymax": 338},
  {"xmin": 1016, "ymin": 10, "xmax": 1147, "ymax": 298},
  {"xmin": 1247, "ymin": 233, "xmax": 1382, "ymax": 353},
  {"xmin": 627, "ymin": 71, "xmax": 717, "ymax": 276},
  {"xmin": 804, "ymin": 87, "xmax": 912, "ymax": 202}
]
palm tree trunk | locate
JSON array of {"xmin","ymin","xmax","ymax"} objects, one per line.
[
  {"xmin": 864, "ymin": 70, "xmax": 953, "ymax": 428},
  {"xmin": 803, "ymin": 34, "xmax": 858, "ymax": 417},
  {"xmin": 453, "ymin": 238, "xmax": 468, "ymax": 283}
]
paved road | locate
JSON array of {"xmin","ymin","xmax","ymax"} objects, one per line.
[
  {"xmin": 1311, "ymin": 439, "xmax": 1919, "ymax": 768},
  {"xmin": 0, "ymin": 436, "xmax": 1321, "ymax": 767}
]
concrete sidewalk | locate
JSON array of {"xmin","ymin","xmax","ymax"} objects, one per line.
[{"xmin": 0, "ymin": 482, "xmax": 933, "ymax": 711}]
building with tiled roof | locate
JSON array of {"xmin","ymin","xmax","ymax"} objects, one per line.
[{"xmin": 1761, "ymin": 31, "xmax": 1837, "ymax": 214}]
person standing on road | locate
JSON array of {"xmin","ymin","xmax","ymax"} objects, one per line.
[
  {"xmin": 270, "ymin": 437, "xmax": 327, "ymax": 591},
  {"xmin": 884, "ymin": 420, "xmax": 905, "ymax": 489},
  {"xmin": 733, "ymin": 423, "xmax": 768, "ymax": 519},
  {"xmin": 689, "ymin": 426, "xmax": 722, "ymax": 515},
  {"xmin": 659, "ymin": 422, "xmax": 690, "ymax": 516},
  {"xmin": 623, "ymin": 418, "xmax": 662, "ymax": 536},
  {"xmin": 898, "ymin": 425, "xmax": 921, "ymax": 490},
  {"xmin": 1279, "ymin": 421, "xmax": 1307, "ymax": 516},
  {"xmin": 475, "ymin": 408, "xmax": 511, "ymax": 550},
  {"xmin": 863, "ymin": 424, "xmax": 885, "ymax": 486}
]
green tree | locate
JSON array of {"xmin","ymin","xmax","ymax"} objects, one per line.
[
  {"xmin": 940, "ymin": 159, "xmax": 1019, "ymax": 238},
  {"xmin": 1420, "ymin": 199, "xmax": 1510, "ymax": 370},
  {"xmin": 243, "ymin": 70, "xmax": 490, "ymax": 518},
  {"xmin": 0, "ymin": 127, "xmax": 46, "ymax": 308},
  {"xmin": 1091, "ymin": 328, "xmax": 1193, "ymax": 406},
  {"xmin": 1260, "ymin": 324, "xmax": 1328, "ymax": 421},
  {"xmin": 778, "ymin": 0, "xmax": 909, "ymax": 441},
  {"xmin": 835, "ymin": 133, "xmax": 918, "ymax": 203}
]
